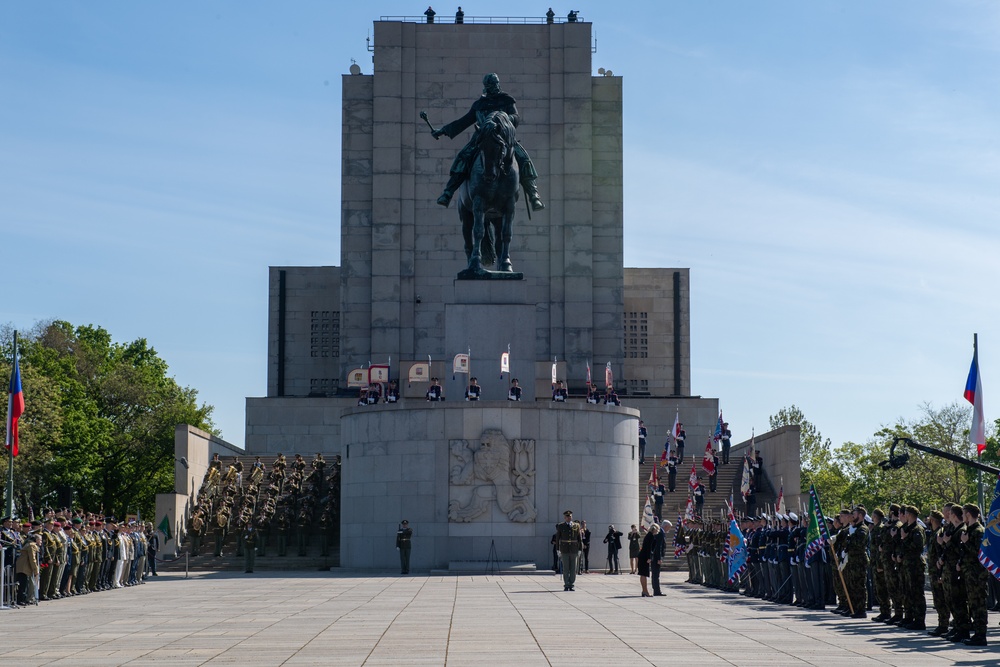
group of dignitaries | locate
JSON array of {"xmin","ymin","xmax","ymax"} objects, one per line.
[
  {"xmin": 2, "ymin": 510, "xmax": 158, "ymax": 607},
  {"xmin": 680, "ymin": 502, "xmax": 996, "ymax": 647}
]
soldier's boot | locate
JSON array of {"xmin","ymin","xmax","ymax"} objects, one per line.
[
  {"xmin": 872, "ymin": 612, "xmax": 890, "ymax": 622},
  {"xmin": 437, "ymin": 172, "xmax": 465, "ymax": 207},
  {"xmin": 522, "ymin": 179, "xmax": 545, "ymax": 211},
  {"xmin": 904, "ymin": 619, "xmax": 925, "ymax": 630},
  {"xmin": 887, "ymin": 613, "xmax": 904, "ymax": 625},
  {"xmin": 963, "ymin": 633, "xmax": 987, "ymax": 646},
  {"xmin": 927, "ymin": 625, "xmax": 949, "ymax": 636},
  {"xmin": 948, "ymin": 629, "xmax": 970, "ymax": 643}
]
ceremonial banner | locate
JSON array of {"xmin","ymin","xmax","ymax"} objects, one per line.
[
  {"xmin": 672, "ymin": 410, "xmax": 681, "ymax": 443},
  {"xmin": 713, "ymin": 411, "xmax": 724, "ymax": 444},
  {"xmin": 6, "ymin": 343, "xmax": 23, "ymax": 457},
  {"xmin": 977, "ymin": 472, "xmax": 1000, "ymax": 581},
  {"xmin": 805, "ymin": 484, "xmax": 831, "ymax": 560},
  {"xmin": 641, "ymin": 496, "xmax": 655, "ymax": 531},
  {"xmin": 702, "ymin": 438, "xmax": 715, "ymax": 475},
  {"xmin": 605, "ymin": 362, "xmax": 613, "ymax": 389},
  {"xmin": 688, "ymin": 463, "xmax": 698, "ymax": 492},
  {"xmin": 551, "ymin": 359, "xmax": 557, "ymax": 384},
  {"xmin": 347, "ymin": 368, "xmax": 368, "ymax": 388},
  {"xmin": 684, "ymin": 498, "xmax": 695, "ymax": 522},
  {"xmin": 673, "ymin": 513, "xmax": 685, "ymax": 558},
  {"xmin": 586, "ymin": 362, "xmax": 591, "ymax": 386},
  {"xmin": 408, "ymin": 362, "xmax": 430, "ymax": 384},
  {"xmin": 453, "ymin": 353, "xmax": 470, "ymax": 374},
  {"xmin": 369, "ymin": 364, "xmax": 390, "ymax": 383},
  {"xmin": 726, "ymin": 517, "xmax": 748, "ymax": 584},
  {"xmin": 648, "ymin": 461, "xmax": 658, "ymax": 489},
  {"xmin": 740, "ymin": 455, "xmax": 751, "ymax": 497},
  {"xmin": 776, "ymin": 484, "xmax": 786, "ymax": 515},
  {"xmin": 158, "ymin": 514, "xmax": 172, "ymax": 540},
  {"xmin": 500, "ymin": 351, "xmax": 510, "ymax": 375},
  {"xmin": 965, "ymin": 339, "xmax": 986, "ymax": 455}
]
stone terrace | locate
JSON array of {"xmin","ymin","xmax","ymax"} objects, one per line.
[{"xmin": 2, "ymin": 571, "xmax": 995, "ymax": 666}]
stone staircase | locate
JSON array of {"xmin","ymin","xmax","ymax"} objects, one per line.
[
  {"xmin": 638, "ymin": 451, "xmax": 776, "ymax": 572},
  {"xmin": 161, "ymin": 455, "xmax": 341, "ymax": 572}
]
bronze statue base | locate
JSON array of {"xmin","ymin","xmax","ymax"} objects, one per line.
[{"xmin": 456, "ymin": 268, "xmax": 524, "ymax": 281}]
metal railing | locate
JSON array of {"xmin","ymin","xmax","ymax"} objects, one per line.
[{"xmin": 379, "ymin": 15, "xmax": 584, "ymax": 24}]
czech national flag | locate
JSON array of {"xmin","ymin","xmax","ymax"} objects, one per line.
[
  {"xmin": 965, "ymin": 346, "xmax": 986, "ymax": 456},
  {"xmin": 7, "ymin": 351, "xmax": 23, "ymax": 457}
]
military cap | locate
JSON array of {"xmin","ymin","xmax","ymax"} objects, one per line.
[
  {"xmin": 839, "ymin": 508, "xmax": 851, "ymax": 515},
  {"xmin": 929, "ymin": 510, "xmax": 944, "ymax": 521},
  {"xmin": 21, "ymin": 522, "xmax": 30, "ymax": 528},
  {"xmin": 888, "ymin": 503, "xmax": 901, "ymax": 514},
  {"xmin": 1, "ymin": 516, "xmax": 10, "ymax": 522},
  {"xmin": 31, "ymin": 520, "xmax": 41, "ymax": 527},
  {"xmin": 563, "ymin": 510, "xmax": 573, "ymax": 516},
  {"xmin": 872, "ymin": 508, "xmax": 885, "ymax": 519},
  {"xmin": 788, "ymin": 512, "xmax": 799, "ymax": 523},
  {"xmin": 72, "ymin": 517, "xmax": 83, "ymax": 525}
]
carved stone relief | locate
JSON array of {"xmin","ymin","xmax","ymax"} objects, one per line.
[{"xmin": 448, "ymin": 429, "xmax": 536, "ymax": 523}]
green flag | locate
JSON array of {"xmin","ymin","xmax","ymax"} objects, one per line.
[
  {"xmin": 804, "ymin": 484, "xmax": 829, "ymax": 559},
  {"xmin": 157, "ymin": 514, "xmax": 172, "ymax": 540}
]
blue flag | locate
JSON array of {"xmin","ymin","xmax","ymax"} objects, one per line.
[
  {"xmin": 726, "ymin": 517, "xmax": 748, "ymax": 584},
  {"xmin": 978, "ymin": 473, "xmax": 1000, "ymax": 581}
]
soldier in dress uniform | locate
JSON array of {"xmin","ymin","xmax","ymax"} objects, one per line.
[
  {"xmin": 189, "ymin": 509, "xmax": 205, "ymax": 557},
  {"xmin": 242, "ymin": 523, "xmax": 258, "ymax": 573},
  {"xmin": 396, "ymin": 520, "xmax": 413, "ymax": 574},
  {"xmin": 556, "ymin": 510, "xmax": 583, "ymax": 591},
  {"xmin": 465, "ymin": 377, "xmax": 482, "ymax": 401}
]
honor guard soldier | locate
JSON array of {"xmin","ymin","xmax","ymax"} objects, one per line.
[
  {"xmin": 396, "ymin": 520, "xmax": 413, "ymax": 574},
  {"xmin": 507, "ymin": 378, "xmax": 522, "ymax": 401},
  {"xmin": 465, "ymin": 377, "xmax": 482, "ymax": 401},
  {"xmin": 552, "ymin": 380, "xmax": 567, "ymax": 402},
  {"xmin": 426, "ymin": 377, "xmax": 444, "ymax": 401}
]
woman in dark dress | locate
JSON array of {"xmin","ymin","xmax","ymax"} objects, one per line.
[
  {"xmin": 627, "ymin": 525, "xmax": 641, "ymax": 574},
  {"xmin": 637, "ymin": 523, "xmax": 660, "ymax": 597}
]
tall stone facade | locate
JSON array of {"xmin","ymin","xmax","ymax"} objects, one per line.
[
  {"xmin": 339, "ymin": 20, "xmax": 623, "ymax": 388},
  {"xmin": 243, "ymin": 18, "xmax": 723, "ymax": 570}
]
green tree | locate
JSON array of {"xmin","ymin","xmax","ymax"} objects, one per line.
[
  {"xmin": 769, "ymin": 405, "xmax": 849, "ymax": 504},
  {"xmin": 1, "ymin": 320, "xmax": 216, "ymax": 519}
]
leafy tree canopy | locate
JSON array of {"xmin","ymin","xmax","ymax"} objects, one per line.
[
  {"xmin": 770, "ymin": 402, "xmax": 995, "ymax": 514},
  {"xmin": 1, "ymin": 320, "xmax": 216, "ymax": 519}
]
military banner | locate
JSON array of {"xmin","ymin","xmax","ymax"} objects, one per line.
[
  {"xmin": 408, "ymin": 362, "xmax": 430, "ymax": 384},
  {"xmin": 453, "ymin": 353, "xmax": 469, "ymax": 374},
  {"xmin": 977, "ymin": 472, "xmax": 1000, "ymax": 581},
  {"xmin": 726, "ymin": 517, "xmax": 748, "ymax": 584},
  {"xmin": 157, "ymin": 514, "xmax": 172, "ymax": 540},
  {"xmin": 346, "ymin": 368, "xmax": 367, "ymax": 388},
  {"xmin": 369, "ymin": 364, "xmax": 390, "ymax": 384}
]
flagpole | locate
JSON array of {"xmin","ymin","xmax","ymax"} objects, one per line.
[
  {"xmin": 975, "ymin": 333, "xmax": 984, "ymax": 509},
  {"xmin": 6, "ymin": 330, "xmax": 16, "ymax": 519}
]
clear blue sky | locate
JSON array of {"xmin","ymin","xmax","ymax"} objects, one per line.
[{"xmin": 3, "ymin": 1, "xmax": 997, "ymax": 450}]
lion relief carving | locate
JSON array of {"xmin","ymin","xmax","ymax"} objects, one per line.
[{"xmin": 448, "ymin": 430, "xmax": 536, "ymax": 523}]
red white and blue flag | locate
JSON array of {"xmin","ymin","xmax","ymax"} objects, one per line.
[
  {"xmin": 965, "ymin": 342, "xmax": 986, "ymax": 455},
  {"xmin": 713, "ymin": 411, "xmax": 724, "ymax": 443},
  {"xmin": 702, "ymin": 438, "xmax": 715, "ymax": 475},
  {"xmin": 6, "ymin": 346, "xmax": 24, "ymax": 457}
]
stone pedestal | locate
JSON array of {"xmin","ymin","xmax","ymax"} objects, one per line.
[
  {"xmin": 445, "ymin": 280, "xmax": 536, "ymax": 401},
  {"xmin": 339, "ymin": 401, "xmax": 639, "ymax": 571}
]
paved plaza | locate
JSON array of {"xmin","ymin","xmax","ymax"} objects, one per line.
[{"xmin": 2, "ymin": 570, "xmax": 997, "ymax": 666}]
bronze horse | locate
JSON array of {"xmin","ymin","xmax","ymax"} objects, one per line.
[{"xmin": 454, "ymin": 110, "xmax": 519, "ymax": 275}]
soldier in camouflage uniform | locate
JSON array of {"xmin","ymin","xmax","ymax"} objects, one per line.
[
  {"xmin": 926, "ymin": 509, "xmax": 949, "ymax": 636},
  {"xmin": 940, "ymin": 504, "xmax": 970, "ymax": 643},
  {"xmin": 829, "ymin": 513, "xmax": 849, "ymax": 613},
  {"xmin": 881, "ymin": 504, "xmax": 905, "ymax": 624},
  {"xmin": 870, "ymin": 509, "xmax": 891, "ymax": 621},
  {"xmin": 959, "ymin": 504, "xmax": 988, "ymax": 646},
  {"xmin": 842, "ymin": 506, "xmax": 869, "ymax": 618},
  {"xmin": 897, "ymin": 505, "xmax": 926, "ymax": 629}
]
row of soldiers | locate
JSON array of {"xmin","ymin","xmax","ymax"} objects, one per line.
[
  {"xmin": 680, "ymin": 502, "xmax": 997, "ymax": 647},
  {"xmin": 3, "ymin": 512, "xmax": 156, "ymax": 606}
]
